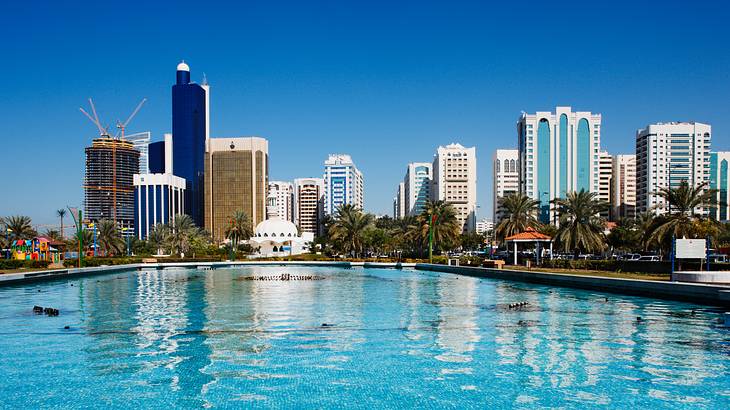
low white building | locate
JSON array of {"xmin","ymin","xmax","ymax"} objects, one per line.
[
  {"xmin": 475, "ymin": 219, "xmax": 494, "ymax": 235},
  {"xmin": 133, "ymin": 173, "xmax": 186, "ymax": 239},
  {"xmin": 248, "ymin": 218, "xmax": 314, "ymax": 257}
]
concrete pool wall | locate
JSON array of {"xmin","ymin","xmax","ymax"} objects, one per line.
[
  {"xmin": 0, "ymin": 261, "xmax": 416, "ymax": 286},
  {"xmin": 416, "ymin": 263, "xmax": 730, "ymax": 307},
  {"xmin": 2, "ymin": 261, "xmax": 729, "ymax": 307}
]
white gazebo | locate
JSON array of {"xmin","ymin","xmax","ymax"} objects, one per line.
[
  {"xmin": 248, "ymin": 218, "xmax": 314, "ymax": 257},
  {"xmin": 505, "ymin": 227, "xmax": 553, "ymax": 265}
]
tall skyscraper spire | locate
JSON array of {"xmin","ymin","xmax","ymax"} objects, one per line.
[{"xmin": 172, "ymin": 60, "xmax": 207, "ymax": 226}]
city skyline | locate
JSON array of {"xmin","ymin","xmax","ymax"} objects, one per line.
[{"xmin": 2, "ymin": 1, "xmax": 730, "ymax": 228}]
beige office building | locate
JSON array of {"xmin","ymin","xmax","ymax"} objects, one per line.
[
  {"xmin": 294, "ymin": 177, "xmax": 325, "ymax": 236},
  {"xmin": 432, "ymin": 143, "xmax": 477, "ymax": 232},
  {"xmin": 598, "ymin": 151, "xmax": 613, "ymax": 219},
  {"xmin": 611, "ymin": 154, "xmax": 636, "ymax": 220},
  {"xmin": 204, "ymin": 137, "xmax": 268, "ymax": 241}
]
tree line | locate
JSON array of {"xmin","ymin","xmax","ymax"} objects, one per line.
[
  {"xmin": 495, "ymin": 181, "xmax": 730, "ymax": 256},
  {"xmin": 5, "ymin": 180, "xmax": 724, "ymax": 261}
]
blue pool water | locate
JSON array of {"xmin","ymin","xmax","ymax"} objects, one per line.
[{"xmin": 0, "ymin": 266, "xmax": 729, "ymax": 408}]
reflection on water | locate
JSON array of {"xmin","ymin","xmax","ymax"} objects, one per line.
[
  {"xmin": 0, "ymin": 267, "xmax": 728, "ymax": 408},
  {"xmin": 435, "ymin": 276, "xmax": 479, "ymax": 365}
]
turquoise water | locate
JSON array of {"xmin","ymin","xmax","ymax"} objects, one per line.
[{"xmin": 0, "ymin": 266, "xmax": 729, "ymax": 408}]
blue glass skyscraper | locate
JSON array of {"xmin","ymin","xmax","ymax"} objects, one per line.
[{"xmin": 172, "ymin": 61, "xmax": 207, "ymax": 226}]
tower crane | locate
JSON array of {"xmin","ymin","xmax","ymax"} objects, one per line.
[
  {"xmin": 79, "ymin": 98, "xmax": 108, "ymax": 136},
  {"xmin": 115, "ymin": 98, "xmax": 147, "ymax": 140}
]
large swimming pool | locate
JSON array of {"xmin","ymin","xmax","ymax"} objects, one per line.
[{"xmin": 0, "ymin": 266, "xmax": 728, "ymax": 408}]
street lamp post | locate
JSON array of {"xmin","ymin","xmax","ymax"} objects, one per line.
[
  {"xmin": 229, "ymin": 219, "xmax": 236, "ymax": 261},
  {"xmin": 5, "ymin": 228, "xmax": 12, "ymax": 259},
  {"xmin": 122, "ymin": 227, "xmax": 131, "ymax": 256},
  {"xmin": 67, "ymin": 207, "xmax": 83, "ymax": 268},
  {"xmin": 89, "ymin": 223, "xmax": 97, "ymax": 257}
]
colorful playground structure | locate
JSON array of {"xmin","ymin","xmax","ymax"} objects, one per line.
[{"xmin": 10, "ymin": 237, "xmax": 65, "ymax": 263}]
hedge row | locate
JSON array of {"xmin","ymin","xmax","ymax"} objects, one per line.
[
  {"xmin": 0, "ymin": 259, "xmax": 52, "ymax": 270},
  {"xmin": 541, "ymin": 259, "xmax": 620, "ymax": 271}
]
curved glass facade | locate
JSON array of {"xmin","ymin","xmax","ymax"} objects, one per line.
[
  {"xmin": 537, "ymin": 119, "xmax": 551, "ymax": 221},
  {"xmin": 722, "ymin": 159, "xmax": 728, "ymax": 221},
  {"xmin": 576, "ymin": 118, "xmax": 590, "ymax": 192},
  {"xmin": 559, "ymin": 114, "xmax": 568, "ymax": 196}
]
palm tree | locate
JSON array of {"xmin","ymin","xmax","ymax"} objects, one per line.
[
  {"xmin": 395, "ymin": 215, "xmax": 421, "ymax": 255},
  {"xmin": 56, "ymin": 209, "xmax": 66, "ymax": 239},
  {"xmin": 645, "ymin": 181, "xmax": 718, "ymax": 250},
  {"xmin": 224, "ymin": 210, "xmax": 253, "ymax": 259},
  {"xmin": 67, "ymin": 229, "xmax": 93, "ymax": 254},
  {"xmin": 495, "ymin": 193, "xmax": 541, "ymax": 243},
  {"xmin": 329, "ymin": 204, "xmax": 374, "ymax": 257},
  {"xmin": 96, "ymin": 219, "xmax": 124, "ymax": 256},
  {"xmin": 42, "ymin": 229, "xmax": 62, "ymax": 241},
  {"xmin": 147, "ymin": 224, "xmax": 170, "ymax": 255},
  {"xmin": 0, "ymin": 217, "xmax": 8, "ymax": 255},
  {"xmin": 552, "ymin": 189, "xmax": 607, "ymax": 256},
  {"xmin": 635, "ymin": 211, "xmax": 655, "ymax": 250},
  {"xmin": 4, "ymin": 215, "xmax": 37, "ymax": 240},
  {"xmin": 415, "ymin": 200, "xmax": 461, "ymax": 260},
  {"xmin": 167, "ymin": 214, "xmax": 197, "ymax": 257}
]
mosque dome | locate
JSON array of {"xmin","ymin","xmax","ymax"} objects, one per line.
[{"xmin": 254, "ymin": 218, "xmax": 299, "ymax": 239}]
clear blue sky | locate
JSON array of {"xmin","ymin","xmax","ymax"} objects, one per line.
[{"xmin": 1, "ymin": 0, "xmax": 729, "ymax": 230}]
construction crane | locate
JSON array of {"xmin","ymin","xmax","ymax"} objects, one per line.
[
  {"xmin": 79, "ymin": 98, "xmax": 108, "ymax": 137},
  {"xmin": 115, "ymin": 98, "xmax": 147, "ymax": 140},
  {"xmin": 79, "ymin": 98, "xmax": 146, "ymax": 226}
]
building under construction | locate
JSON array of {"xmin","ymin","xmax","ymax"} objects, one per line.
[{"xmin": 84, "ymin": 137, "xmax": 140, "ymax": 232}]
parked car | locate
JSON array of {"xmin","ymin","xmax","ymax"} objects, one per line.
[
  {"xmin": 554, "ymin": 254, "xmax": 575, "ymax": 260},
  {"xmin": 621, "ymin": 253, "xmax": 642, "ymax": 261},
  {"xmin": 493, "ymin": 251, "xmax": 510, "ymax": 261},
  {"xmin": 638, "ymin": 255, "xmax": 661, "ymax": 262},
  {"xmin": 708, "ymin": 254, "xmax": 727, "ymax": 263}
]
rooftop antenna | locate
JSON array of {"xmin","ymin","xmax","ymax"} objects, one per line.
[{"xmin": 202, "ymin": 72, "xmax": 208, "ymax": 86}]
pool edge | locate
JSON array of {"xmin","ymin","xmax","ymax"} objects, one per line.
[
  {"xmin": 415, "ymin": 263, "xmax": 730, "ymax": 307},
  {"xmin": 0, "ymin": 261, "xmax": 418, "ymax": 286}
]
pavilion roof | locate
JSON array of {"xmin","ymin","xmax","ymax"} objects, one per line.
[{"xmin": 505, "ymin": 227, "xmax": 552, "ymax": 242}]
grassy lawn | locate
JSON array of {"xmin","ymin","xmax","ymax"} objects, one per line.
[{"xmin": 503, "ymin": 265, "xmax": 670, "ymax": 281}]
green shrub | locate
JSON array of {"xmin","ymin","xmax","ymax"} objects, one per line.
[
  {"xmin": 0, "ymin": 259, "xmax": 52, "ymax": 270},
  {"xmin": 458, "ymin": 256, "xmax": 483, "ymax": 266},
  {"xmin": 541, "ymin": 259, "xmax": 618, "ymax": 271}
]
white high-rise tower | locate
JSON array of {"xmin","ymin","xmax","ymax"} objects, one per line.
[
  {"xmin": 323, "ymin": 154, "xmax": 364, "ymax": 215},
  {"xmin": 517, "ymin": 106, "xmax": 602, "ymax": 223},
  {"xmin": 636, "ymin": 122, "xmax": 711, "ymax": 215}
]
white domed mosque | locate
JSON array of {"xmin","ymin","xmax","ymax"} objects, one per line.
[{"xmin": 248, "ymin": 218, "xmax": 314, "ymax": 257}]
